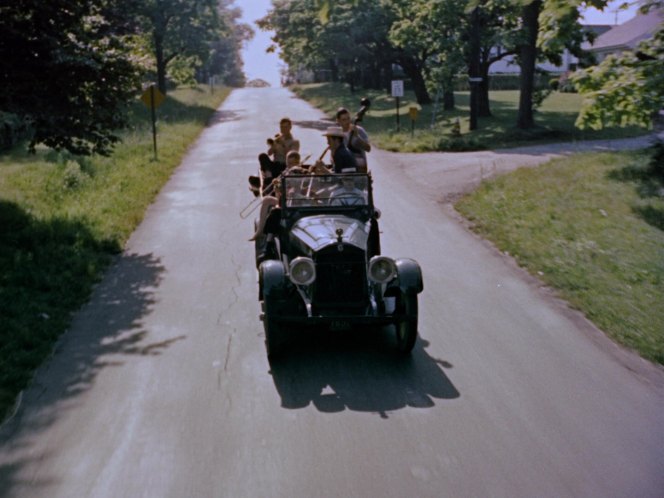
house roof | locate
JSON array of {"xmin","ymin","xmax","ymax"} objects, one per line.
[{"xmin": 588, "ymin": 8, "xmax": 663, "ymax": 52}]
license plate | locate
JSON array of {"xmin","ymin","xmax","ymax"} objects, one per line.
[{"xmin": 329, "ymin": 320, "xmax": 351, "ymax": 331}]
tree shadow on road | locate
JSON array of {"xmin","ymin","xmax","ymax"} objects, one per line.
[
  {"xmin": 207, "ymin": 108, "xmax": 244, "ymax": 126},
  {"xmin": 0, "ymin": 249, "xmax": 181, "ymax": 494},
  {"xmin": 269, "ymin": 328, "xmax": 459, "ymax": 418},
  {"xmin": 291, "ymin": 118, "xmax": 334, "ymax": 132}
]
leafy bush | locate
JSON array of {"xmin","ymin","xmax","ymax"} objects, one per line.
[
  {"xmin": 62, "ymin": 160, "xmax": 89, "ymax": 190},
  {"xmin": 0, "ymin": 112, "xmax": 29, "ymax": 150}
]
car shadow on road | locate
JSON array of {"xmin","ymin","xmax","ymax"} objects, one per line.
[{"xmin": 268, "ymin": 328, "xmax": 459, "ymax": 418}]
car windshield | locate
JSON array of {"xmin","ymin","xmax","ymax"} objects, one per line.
[{"xmin": 282, "ymin": 173, "xmax": 369, "ymax": 208}]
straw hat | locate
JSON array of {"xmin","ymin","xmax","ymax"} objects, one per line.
[{"xmin": 322, "ymin": 126, "xmax": 345, "ymax": 138}]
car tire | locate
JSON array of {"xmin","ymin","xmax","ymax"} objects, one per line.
[
  {"xmin": 395, "ymin": 291, "xmax": 418, "ymax": 354},
  {"xmin": 263, "ymin": 296, "xmax": 283, "ymax": 359}
]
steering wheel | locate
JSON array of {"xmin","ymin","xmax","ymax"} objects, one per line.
[{"xmin": 329, "ymin": 190, "xmax": 364, "ymax": 206}]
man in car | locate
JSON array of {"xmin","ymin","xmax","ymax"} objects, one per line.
[
  {"xmin": 336, "ymin": 107, "xmax": 371, "ymax": 172},
  {"xmin": 328, "ymin": 176, "xmax": 367, "ymax": 206},
  {"xmin": 314, "ymin": 126, "xmax": 357, "ymax": 174},
  {"xmin": 249, "ymin": 117, "xmax": 300, "ymax": 196}
]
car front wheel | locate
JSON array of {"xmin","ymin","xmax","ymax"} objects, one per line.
[
  {"xmin": 263, "ymin": 296, "xmax": 283, "ymax": 359},
  {"xmin": 395, "ymin": 292, "xmax": 418, "ymax": 353}
]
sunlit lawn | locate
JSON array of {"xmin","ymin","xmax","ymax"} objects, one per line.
[{"xmin": 456, "ymin": 150, "xmax": 664, "ymax": 364}]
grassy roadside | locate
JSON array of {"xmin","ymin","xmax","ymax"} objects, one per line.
[
  {"xmin": 0, "ymin": 85, "xmax": 231, "ymax": 421},
  {"xmin": 290, "ymin": 82, "xmax": 648, "ymax": 152},
  {"xmin": 455, "ymin": 150, "xmax": 664, "ymax": 364}
]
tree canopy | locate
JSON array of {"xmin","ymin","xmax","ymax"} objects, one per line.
[
  {"xmin": 0, "ymin": 0, "xmax": 142, "ymax": 155},
  {"xmin": 264, "ymin": 0, "xmax": 626, "ymax": 129},
  {"xmin": 0, "ymin": 0, "xmax": 250, "ymax": 155}
]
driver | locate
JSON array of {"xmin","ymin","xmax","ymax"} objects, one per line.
[{"xmin": 328, "ymin": 176, "xmax": 367, "ymax": 206}]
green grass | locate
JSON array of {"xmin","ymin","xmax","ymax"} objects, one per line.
[
  {"xmin": 291, "ymin": 82, "xmax": 648, "ymax": 152},
  {"xmin": 455, "ymin": 150, "xmax": 664, "ymax": 364},
  {"xmin": 0, "ymin": 85, "xmax": 230, "ymax": 421}
]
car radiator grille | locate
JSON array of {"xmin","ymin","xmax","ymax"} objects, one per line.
[{"xmin": 313, "ymin": 245, "xmax": 368, "ymax": 312}]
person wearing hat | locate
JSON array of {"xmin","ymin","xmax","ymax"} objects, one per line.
[{"xmin": 315, "ymin": 126, "xmax": 358, "ymax": 174}]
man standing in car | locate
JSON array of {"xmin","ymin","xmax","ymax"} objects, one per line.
[
  {"xmin": 336, "ymin": 107, "xmax": 371, "ymax": 173},
  {"xmin": 250, "ymin": 117, "xmax": 300, "ymax": 196}
]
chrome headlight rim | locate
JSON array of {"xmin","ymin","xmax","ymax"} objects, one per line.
[
  {"xmin": 368, "ymin": 256, "xmax": 397, "ymax": 284},
  {"xmin": 289, "ymin": 257, "xmax": 316, "ymax": 286}
]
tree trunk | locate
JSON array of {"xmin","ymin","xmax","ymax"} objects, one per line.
[
  {"xmin": 443, "ymin": 89, "xmax": 455, "ymax": 110},
  {"xmin": 468, "ymin": 7, "xmax": 481, "ymax": 130},
  {"xmin": 478, "ymin": 63, "xmax": 491, "ymax": 117},
  {"xmin": 383, "ymin": 62, "xmax": 393, "ymax": 93},
  {"xmin": 411, "ymin": 71, "xmax": 431, "ymax": 105},
  {"xmin": 517, "ymin": 0, "xmax": 541, "ymax": 129},
  {"xmin": 328, "ymin": 58, "xmax": 338, "ymax": 82},
  {"xmin": 399, "ymin": 58, "xmax": 431, "ymax": 105}
]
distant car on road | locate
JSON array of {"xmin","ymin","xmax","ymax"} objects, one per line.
[{"xmin": 254, "ymin": 172, "xmax": 423, "ymax": 358}]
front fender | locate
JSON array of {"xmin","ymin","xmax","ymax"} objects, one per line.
[
  {"xmin": 395, "ymin": 258, "xmax": 423, "ymax": 295},
  {"xmin": 259, "ymin": 259, "xmax": 286, "ymax": 299}
]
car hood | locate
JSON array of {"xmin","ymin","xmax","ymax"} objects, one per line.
[{"xmin": 289, "ymin": 215, "xmax": 370, "ymax": 254}]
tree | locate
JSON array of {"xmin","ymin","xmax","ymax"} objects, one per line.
[
  {"xmin": 572, "ymin": 15, "xmax": 663, "ymax": 129},
  {"xmin": 258, "ymin": 0, "xmax": 332, "ymax": 81},
  {"xmin": 259, "ymin": 0, "xmax": 397, "ymax": 91},
  {"xmin": 202, "ymin": 2, "xmax": 254, "ymax": 87},
  {"xmin": 474, "ymin": 0, "xmax": 522, "ymax": 117},
  {"xmin": 388, "ymin": 0, "xmax": 467, "ymax": 107},
  {"xmin": 514, "ymin": 0, "xmax": 609, "ymax": 129},
  {"xmin": 0, "ymin": 0, "xmax": 142, "ymax": 155},
  {"xmin": 135, "ymin": 0, "xmax": 222, "ymax": 94},
  {"xmin": 516, "ymin": 0, "xmax": 542, "ymax": 129}
]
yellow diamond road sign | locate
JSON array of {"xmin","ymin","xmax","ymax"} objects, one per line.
[{"xmin": 141, "ymin": 85, "xmax": 165, "ymax": 109}]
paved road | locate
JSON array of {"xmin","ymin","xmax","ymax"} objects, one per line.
[{"xmin": 1, "ymin": 88, "xmax": 662, "ymax": 498}]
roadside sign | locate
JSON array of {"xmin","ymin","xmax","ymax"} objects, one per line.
[
  {"xmin": 409, "ymin": 107, "xmax": 419, "ymax": 137},
  {"xmin": 391, "ymin": 80, "xmax": 404, "ymax": 98},
  {"xmin": 392, "ymin": 80, "xmax": 404, "ymax": 131},
  {"xmin": 140, "ymin": 84, "xmax": 164, "ymax": 160},
  {"xmin": 141, "ymin": 84, "xmax": 166, "ymax": 109}
]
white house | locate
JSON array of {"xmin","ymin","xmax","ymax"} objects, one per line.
[
  {"xmin": 585, "ymin": 7, "xmax": 663, "ymax": 61},
  {"xmin": 489, "ymin": 25, "xmax": 612, "ymax": 74}
]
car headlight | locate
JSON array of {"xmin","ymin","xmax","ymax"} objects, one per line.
[
  {"xmin": 368, "ymin": 256, "xmax": 397, "ymax": 284},
  {"xmin": 289, "ymin": 257, "xmax": 316, "ymax": 285}
]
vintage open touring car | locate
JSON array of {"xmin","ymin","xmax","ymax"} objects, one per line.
[{"xmin": 252, "ymin": 172, "xmax": 423, "ymax": 358}]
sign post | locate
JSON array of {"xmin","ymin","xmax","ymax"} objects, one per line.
[
  {"xmin": 409, "ymin": 107, "xmax": 419, "ymax": 137},
  {"xmin": 140, "ymin": 84, "xmax": 166, "ymax": 160},
  {"xmin": 391, "ymin": 80, "xmax": 404, "ymax": 132}
]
